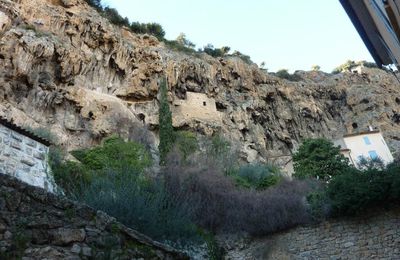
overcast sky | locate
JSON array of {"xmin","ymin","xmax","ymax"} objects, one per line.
[{"xmin": 103, "ymin": 0, "xmax": 374, "ymax": 72}]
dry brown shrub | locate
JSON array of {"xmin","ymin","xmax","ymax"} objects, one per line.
[{"xmin": 163, "ymin": 150, "xmax": 313, "ymax": 236}]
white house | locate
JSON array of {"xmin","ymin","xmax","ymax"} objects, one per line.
[{"xmin": 334, "ymin": 127, "xmax": 394, "ymax": 169}]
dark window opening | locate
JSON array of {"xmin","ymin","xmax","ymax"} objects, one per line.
[
  {"xmin": 138, "ymin": 113, "xmax": 145, "ymax": 123},
  {"xmin": 203, "ymin": 101, "xmax": 206, "ymax": 106},
  {"xmin": 352, "ymin": 122, "xmax": 358, "ymax": 129}
]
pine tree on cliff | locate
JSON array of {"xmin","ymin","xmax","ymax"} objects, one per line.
[{"xmin": 158, "ymin": 76, "xmax": 175, "ymax": 165}]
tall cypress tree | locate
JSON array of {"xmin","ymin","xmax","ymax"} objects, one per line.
[{"xmin": 158, "ymin": 77, "xmax": 175, "ymax": 165}]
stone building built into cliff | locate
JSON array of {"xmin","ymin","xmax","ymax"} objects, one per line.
[
  {"xmin": 0, "ymin": 116, "xmax": 55, "ymax": 192},
  {"xmin": 172, "ymin": 92, "xmax": 223, "ymax": 127}
]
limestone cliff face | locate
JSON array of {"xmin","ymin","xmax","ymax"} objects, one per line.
[{"xmin": 1, "ymin": 0, "xmax": 400, "ymax": 164}]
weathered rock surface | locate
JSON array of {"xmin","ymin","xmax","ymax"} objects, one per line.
[
  {"xmin": 0, "ymin": 173, "xmax": 188, "ymax": 259},
  {"xmin": 0, "ymin": 0, "xmax": 399, "ymax": 165}
]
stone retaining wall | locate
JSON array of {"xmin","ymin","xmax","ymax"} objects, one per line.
[
  {"xmin": 0, "ymin": 173, "xmax": 188, "ymax": 259},
  {"xmin": 227, "ymin": 209, "xmax": 400, "ymax": 259},
  {"xmin": 0, "ymin": 123, "xmax": 55, "ymax": 192}
]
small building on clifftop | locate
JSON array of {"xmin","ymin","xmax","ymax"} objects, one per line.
[{"xmin": 0, "ymin": 117, "xmax": 56, "ymax": 192}]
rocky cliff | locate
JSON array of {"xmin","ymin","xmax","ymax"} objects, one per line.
[{"xmin": 1, "ymin": 0, "xmax": 400, "ymax": 165}]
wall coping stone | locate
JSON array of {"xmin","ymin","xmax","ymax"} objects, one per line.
[{"xmin": 0, "ymin": 116, "xmax": 51, "ymax": 146}]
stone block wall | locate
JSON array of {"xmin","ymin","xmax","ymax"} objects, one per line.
[
  {"xmin": 173, "ymin": 92, "xmax": 222, "ymax": 127},
  {"xmin": 0, "ymin": 173, "xmax": 188, "ymax": 259},
  {"xmin": 0, "ymin": 123, "xmax": 55, "ymax": 192},
  {"xmin": 227, "ymin": 209, "xmax": 400, "ymax": 259}
]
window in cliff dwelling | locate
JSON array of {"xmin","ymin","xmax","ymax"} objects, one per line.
[
  {"xmin": 203, "ymin": 101, "xmax": 207, "ymax": 106},
  {"xmin": 352, "ymin": 122, "xmax": 358, "ymax": 129}
]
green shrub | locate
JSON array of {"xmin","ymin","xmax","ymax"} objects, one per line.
[
  {"xmin": 275, "ymin": 69, "xmax": 302, "ymax": 81},
  {"xmin": 332, "ymin": 60, "xmax": 356, "ymax": 74},
  {"xmin": 164, "ymin": 40, "xmax": 198, "ymax": 55},
  {"xmin": 327, "ymin": 167, "xmax": 393, "ymax": 216},
  {"xmin": 306, "ymin": 188, "xmax": 331, "ymax": 221},
  {"xmin": 202, "ymin": 44, "xmax": 230, "ymax": 57},
  {"xmin": 199, "ymin": 231, "xmax": 224, "ymax": 260},
  {"xmin": 293, "ymin": 138, "xmax": 350, "ymax": 181},
  {"xmin": 176, "ymin": 33, "xmax": 195, "ymax": 49},
  {"xmin": 231, "ymin": 50, "xmax": 253, "ymax": 64},
  {"xmin": 84, "ymin": 0, "xmax": 102, "ymax": 11},
  {"xmin": 74, "ymin": 169, "xmax": 202, "ymax": 246},
  {"xmin": 311, "ymin": 65, "xmax": 321, "ymax": 71},
  {"xmin": 387, "ymin": 161, "xmax": 400, "ymax": 197},
  {"xmin": 102, "ymin": 7, "xmax": 130, "ymax": 27},
  {"xmin": 232, "ymin": 163, "xmax": 283, "ymax": 190},
  {"xmin": 71, "ymin": 136, "xmax": 152, "ymax": 172},
  {"xmin": 130, "ymin": 22, "xmax": 165, "ymax": 40},
  {"xmin": 83, "ymin": 0, "xmax": 165, "ymax": 40},
  {"xmin": 175, "ymin": 131, "xmax": 198, "ymax": 162}
]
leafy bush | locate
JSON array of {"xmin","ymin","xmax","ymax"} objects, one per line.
[
  {"xmin": 306, "ymin": 187, "xmax": 331, "ymax": 221},
  {"xmin": 175, "ymin": 131, "xmax": 198, "ymax": 163},
  {"xmin": 71, "ymin": 136, "xmax": 152, "ymax": 171},
  {"xmin": 311, "ymin": 65, "xmax": 321, "ymax": 71},
  {"xmin": 102, "ymin": 7, "xmax": 130, "ymax": 27},
  {"xmin": 299, "ymin": 158, "xmax": 400, "ymax": 218},
  {"xmin": 202, "ymin": 134, "xmax": 239, "ymax": 174},
  {"xmin": 176, "ymin": 33, "xmax": 195, "ymax": 49},
  {"xmin": 293, "ymin": 138, "xmax": 350, "ymax": 181},
  {"xmin": 51, "ymin": 137, "xmax": 202, "ymax": 248},
  {"xmin": 83, "ymin": 0, "xmax": 165, "ymax": 40},
  {"xmin": 202, "ymin": 44, "xmax": 231, "ymax": 57},
  {"xmin": 129, "ymin": 22, "xmax": 165, "ymax": 40},
  {"xmin": 231, "ymin": 50, "xmax": 253, "ymax": 64},
  {"xmin": 232, "ymin": 163, "xmax": 283, "ymax": 190},
  {"xmin": 74, "ymin": 169, "xmax": 201, "ymax": 245},
  {"xmin": 164, "ymin": 40, "xmax": 198, "ymax": 55},
  {"xmin": 275, "ymin": 69, "xmax": 302, "ymax": 81},
  {"xmin": 356, "ymin": 156, "xmax": 385, "ymax": 170},
  {"xmin": 327, "ymin": 167, "xmax": 389, "ymax": 216}
]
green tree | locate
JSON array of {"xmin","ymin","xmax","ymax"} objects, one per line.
[
  {"xmin": 146, "ymin": 23, "xmax": 165, "ymax": 40},
  {"xmin": 176, "ymin": 33, "xmax": 195, "ymax": 49},
  {"xmin": 311, "ymin": 65, "xmax": 321, "ymax": 71},
  {"xmin": 293, "ymin": 138, "xmax": 350, "ymax": 180},
  {"xmin": 158, "ymin": 77, "xmax": 175, "ymax": 165},
  {"xmin": 276, "ymin": 69, "xmax": 291, "ymax": 79}
]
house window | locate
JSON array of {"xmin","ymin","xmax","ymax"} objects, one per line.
[
  {"xmin": 368, "ymin": 150, "xmax": 378, "ymax": 160},
  {"xmin": 203, "ymin": 101, "xmax": 206, "ymax": 106},
  {"xmin": 363, "ymin": 136, "xmax": 371, "ymax": 145}
]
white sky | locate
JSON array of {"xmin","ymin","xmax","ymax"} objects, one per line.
[{"xmin": 104, "ymin": 0, "xmax": 374, "ymax": 72}]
